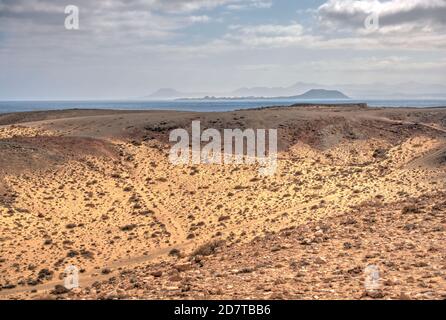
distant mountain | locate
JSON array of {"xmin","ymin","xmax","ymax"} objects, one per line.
[
  {"xmin": 229, "ymin": 82, "xmax": 446, "ymax": 99},
  {"xmin": 290, "ymin": 89, "xmax": 350, "ymax": 100},
  {"xmin": 179, "ymin": 89, "xmax": 350, "ymax": 101},
  {"xmin": 146, "ymin": 88, "xmax": 186, "ymax": 99},
  {"xmin": 145, "ymin": 81, "xmax": 446, "ymax": 100},
  {"xmin": 328, "ymin": 82, "xmax": 446, "ymax": 99},
  {"xmin": 231, "ymin": 82, "xmax": 322, "ymax": 97}
]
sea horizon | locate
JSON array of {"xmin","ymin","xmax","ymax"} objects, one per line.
[{"xmin": 1, "ymin": 98, "xmax": 446, "ymax": 114}]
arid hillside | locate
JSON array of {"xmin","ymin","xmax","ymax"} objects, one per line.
[{"xmin": 0, "ymin": 105, "xmax": 445, "ymax": 300}]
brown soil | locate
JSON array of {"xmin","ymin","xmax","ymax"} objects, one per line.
[{"xmin": 0, "ymin": 105, "xmax": 445, "ymax": 300}]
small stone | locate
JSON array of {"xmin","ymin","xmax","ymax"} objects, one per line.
[
  {"xmin": 101, "ymin": 268, "xmax": 112, "ymax": 275},
  {"xmin": 315, "ymin": 230, "xmax": 324, "ymax": 237},
  {"xmin": 169, "ymin": 248, "xmax": 181, "ymax": 257},
  {"xmin": 343, "ymin": 242, "xmax": 352, "ymax": 249},
  {"xmin": 174, "ymin": 263, "xmax": 191, "ymax": 272},
  {"xmin": 52, "ymin": 285, "xmax": 70, "ymax": 295},
  {"xmin": 366, "ymin": 290, "xmax": 385, "ymax": 299},
  {"xmin": 398, "ymin": 292, "xmax": 411, "ymax": 300},
  {"xmin": 151, "ymin": 271, "xmax": 163, "ymax": 277},
  {"xmin": 314, "ymin": 257, "xmax": 327, "ymax": 265},
  {"xmin": 169, "ymin": 275, "xmax": 182, "ymax": 282}
]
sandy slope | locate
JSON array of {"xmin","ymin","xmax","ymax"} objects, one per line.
[{"xmin": 0, "ymin": 105, "xmax": 445, "ymax": 300}]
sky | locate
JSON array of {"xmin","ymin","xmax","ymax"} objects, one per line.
[{"xmin": 0, "ymin": 0, "xmax": 446, "ymax": 100}]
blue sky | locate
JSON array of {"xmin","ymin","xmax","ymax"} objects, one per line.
[{"xmin": 0, "ymin": 0, "xmax": 445, "ymax": 99}]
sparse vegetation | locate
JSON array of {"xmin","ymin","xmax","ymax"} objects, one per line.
[{"xmin": 191, "ymin": 240, "xmax": 225, "ymax": 257}]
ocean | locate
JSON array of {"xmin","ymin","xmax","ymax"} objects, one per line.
[{"xmin": 0, "ymin": 99, "xmax": 446, "ymax": 114}]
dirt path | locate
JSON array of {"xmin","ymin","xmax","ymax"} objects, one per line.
[
  {"xmin": 0, "ymin": 158, "xmax": 191, "ymax": 298},
  {"xmin": 129, "ymin": 160, "xmax": 188, "ymax": 244},
  {"xmin": 0, "ymin": 187, "xmax": 342, "ymax": 298},
  {"xmin": 365, "ymin": 115, "xmax": 446, "ymax": 134},
  {"xmin": 0, "ymin": 241, "xmax": 193, "ymax": 297}
]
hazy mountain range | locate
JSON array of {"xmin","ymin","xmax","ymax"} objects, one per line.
[
  {"xmin": 180, "ymin": 89, "xmax": 350, "ymax": 101},
  {"xmin": 145, "ymin": 81, "xmax": 446, "ymax": 100}
]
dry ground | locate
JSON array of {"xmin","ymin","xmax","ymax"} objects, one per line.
[{"xmin": 0, "ymin": 105, "xmax": 445, "ymax": 300}]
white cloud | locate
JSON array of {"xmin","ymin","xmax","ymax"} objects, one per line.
[
  {"xmin": 1, "ymin": 0, "xmax": 445, "ymax": 99},
  {"xmin": 313, "ymin": 0, "xmax": 446, "ymax": 50},
  {"xmin": 148, "ymin": 0, "xmax": 272, "ymax": 13},
  {"xmin": 224, "ymin": 23, "xmax": 310, "ymax": 47},
  {"xmin": 226, "ymin": 0, "xmax": 273, "ymax": 10},
  {"xmin": 188, "ymin": 15, "xmax": 211, "ymax": 23},
  {"xmin": 318, "ymin": 0, "xmax": 446, "ymax": 32},
  {"xmin": 230, "ymin": 24, "xmax": 303, "ymax": 36}
]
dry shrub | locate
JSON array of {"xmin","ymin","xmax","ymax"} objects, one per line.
[{"xmin": 191, "ymin": 240, "xmax": 225, "ymax": 257}]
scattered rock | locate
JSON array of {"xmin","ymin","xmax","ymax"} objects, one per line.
[{"xmin": 51, "ymin": 285, "xmax": 70, "ymax": 295}]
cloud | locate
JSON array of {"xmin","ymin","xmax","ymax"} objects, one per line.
[
  {"xmin": 229, "ymin": 23, "xmax": 303, "ymax": 36},
  {"xmin": 318, "ymin": 0, "xmax": 446, "ymax": 32},
  {"xmin": 0, "ymin": 0, "xmax": 445, "ymax": 100},
  {"xmin": 226, "ymin": 0, "xmax": 273, "ymax": 10},
  {"xmin": 0, "ymin": 0, "xmax": 273, "ymax": 45},
  {"xmin": 212, "ymin": 1, "xmax": 445, "ymax": 51},
  {"xmin": 224, "ymin": 23, "xmax": 311, "ymax": 47},
  {"xmin": 148, "ymin": 0, "xmax": 237, "ymax": 13},
  {"xmin": 188, "ymin": 15, "xmax": 211, "ymax": 23},
  {"xmin": 301, "ymin": 56, "xmax": 446, "ymax": 73},
  {"xmin": 144, "ymin": 0, "xmax": 272, "ymax": 13}
]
